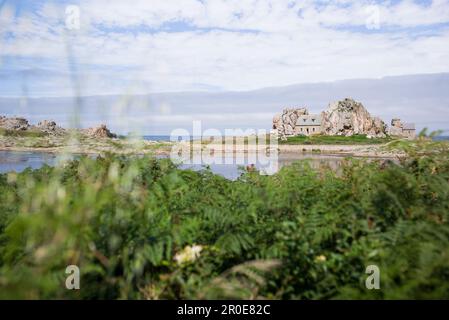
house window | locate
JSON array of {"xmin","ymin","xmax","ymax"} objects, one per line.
[{"xmin": 313, "ymin": 128, "xmax": 315, "ymax": 132}]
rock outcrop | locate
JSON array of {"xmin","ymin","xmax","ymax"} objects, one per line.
[
  {"xmin": 273, "ymin": 108, "xmax": 309, "ymax": 140},
  {"xmin": 34, "ymin": 120, "xmax": 66, "ymax": 136},
  {"xmin": 0, "ymin": 116, "xmax": 30, "ymax": 131},
  {"xmin": 389, "ymin": 119, "xmax": 403, "ymax": 136},
  {"xmin": 321, "ymin": 98, "xmax": 387, "ymax": 138},
  {"xmin": 1, "ymin": 115, "xmax": 117, "ymax": 139},
  {"xmin": 82, "ymin": 124, "xmax": 117, "ymax": 139}
]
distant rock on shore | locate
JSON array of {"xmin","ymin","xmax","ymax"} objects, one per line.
[
  {"xmin": 35, "ymin": 120, "xmax": 66, "ymax": 136},
  {"xmin": 0, "ymin": 116, "xmax": 30, "ymax": 131},
  {"xmin": 0, "ymin": 116, "xmax": 117, "ymax": 139},
  {"xmin": 82, "ymin": 124, "xmax": 117, "ymax": 139}
]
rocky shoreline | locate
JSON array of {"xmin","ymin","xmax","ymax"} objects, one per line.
[
  {"xmin": 0, "ymin": 116, "xmax": 172, "ymax": 155},
  {"xmin": 0, "ymin": 116, "xmax": 117, "ymax": 138},
  {"xmin": 1, "ymin": 115, "xmax": 404, "ymax": 158}
]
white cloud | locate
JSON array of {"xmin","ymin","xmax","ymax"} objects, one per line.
[
  {"xmin": 74, "ymin": 0, "xmax": 449, "ymax": 30},
  {"xmin": 1, "ymin": 0, "xmax": 449, "ymax": 96}
]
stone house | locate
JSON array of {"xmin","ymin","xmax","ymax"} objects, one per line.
[
  {"xmin": 389, "ymin": 118, "xmax": 416, "ymax": 139},
  {"xmin": 295, "ymin": 114, "xmax": 322, "ymax": 136},
  {"xmin": 402, "ymin": 123, "xmax": 416, "ymax": 139}
]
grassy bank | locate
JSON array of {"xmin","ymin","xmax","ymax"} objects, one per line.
[
  {"xmin": 280, "ymin": 134, "xmax": 393, "ymax": 145},
  {"xmin": 0, "ymin": 139, "xmax": 448, "ymax": 299},
  {"xmin": 0, "ymin": 128, "xmax": 47, "ymax": 138},
  {"xmin": 0, "ymin": 132, "xmax": 173, "ymax": 154}
]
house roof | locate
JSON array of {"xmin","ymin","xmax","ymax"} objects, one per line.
[
  {"xmin": 403, "ymin": 123, "xmax": 415, "ymax": 130},
  {"xmin": 296, "ymin": 115, "xmax": 322, "ymax": 126}
]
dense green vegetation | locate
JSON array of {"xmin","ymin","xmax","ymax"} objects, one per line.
[
  {"xmin": 0, "ymin": 137, "xmax": 448, "ymax": 300},
  {"xmin": 280, "ymin": 134, "xmax": 393, "ymax": 145}
]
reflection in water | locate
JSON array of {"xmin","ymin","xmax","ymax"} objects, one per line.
[
  {"xmin": 0, "ymin": 151, "xmax": 85, "ymax": 173},
  {"xmin": 0, "ymin": 151, "xmax": 60, "ymax": 173},
  {"xmin": 0, "ymin": 150, "xmax": 377, "ymax": 180},
  {"xmin": 173, "ymin": 152, "xmax": 349, "ymax": 180}
]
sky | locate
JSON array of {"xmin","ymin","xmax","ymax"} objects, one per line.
[{"xmin": 1, "ymin": 0, "xmax": 449, "ymax": 97}]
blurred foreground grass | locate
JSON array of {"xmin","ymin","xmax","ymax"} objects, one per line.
[{"xmin": 0, "ymin": 136, "xmax": 448, "ymax": 299}]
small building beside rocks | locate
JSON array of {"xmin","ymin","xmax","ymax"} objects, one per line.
[
  {"xmin": 295, "ymin": 114, "xmax": 322, "ymax": 136},
  {"xmin": 273, "ymin": 98, "xmax": 416, "ymax": 140},
  {"xmin": 273, "ymin": 108, "xmax": 323, "ymax": 139},
  {"xmin": 389, "ymin": 119, "xmax": 416, "ymax": 139}
]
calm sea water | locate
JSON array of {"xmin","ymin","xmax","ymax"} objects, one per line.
[
  {"xmin": 0, "ymin": 150, "xmax": 348, "ymax": 180},
  {"xmin": 0, "ymin": 151, "xmax": 65, "ymax": 173},
  {"xmin": 143, "ymin": 135, "xmax": 172, "ymax": 141},
  {"xmin": 143, "ymin": 136, "xmax": 204, "ymax": 142}
]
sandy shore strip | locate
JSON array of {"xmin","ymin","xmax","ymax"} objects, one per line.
[
  {"xmin": 277, "ymin": 144, "xmax": 403, "ymax": 158},
  {"xmin": 0, "ymin": 143, "xmax": 404, "ymax": 158},
  {"xmin": 174, "ymin": 142, "xmax": 403, "ymax": 158}
]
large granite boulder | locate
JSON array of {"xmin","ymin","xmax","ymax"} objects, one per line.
[
  {"xmin": 82, "ymin": 124, "xmax": 117, "ymax": 139},
  {"xmin": 321, "ymin": 98, "xmax": 387, "ymax": 138},
  {"xmin": 0, "ymin": 116, "xmax": 30, "ymax": 131},
  {"xmin": 34, "ymin": 120, "xmax": 66, "ymax": 136},
  {"xmin": 273, "ymin": 108, "xmax": 308, "ymax": 140}
]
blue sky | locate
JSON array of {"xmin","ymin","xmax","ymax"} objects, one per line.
[{"xmin": 1, "ymin": 0, "xmax": 449, "ymax": 97}]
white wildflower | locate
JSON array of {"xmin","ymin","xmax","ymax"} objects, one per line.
[{"xmin": 174, "ymin": 245, "xmax": 203, "ymax": 265}]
